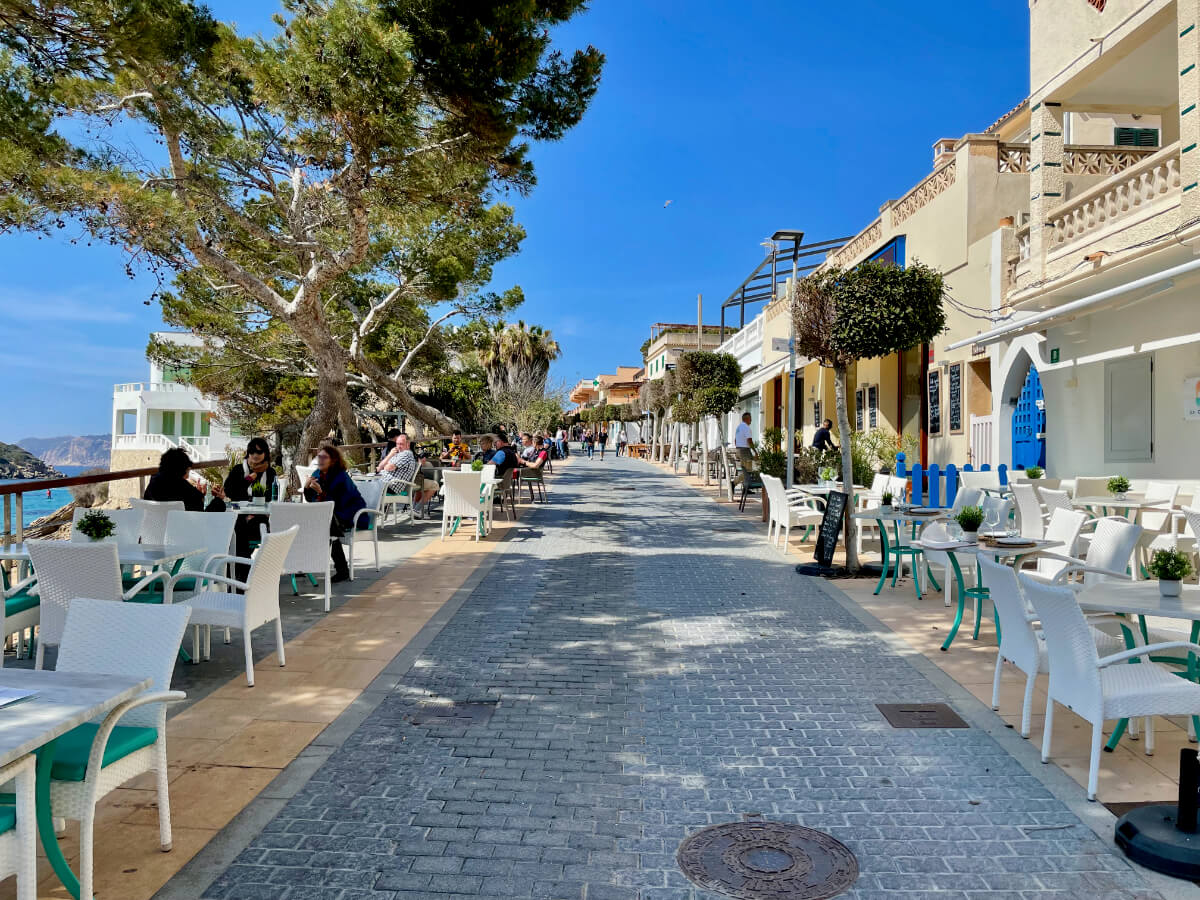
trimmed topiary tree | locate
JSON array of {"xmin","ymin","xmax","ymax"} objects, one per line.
[
  {"xmin": 792, "ymin": 259, "xmax": 946, "ymax": 570},
  {"xmin": 677, "ymin": 351, "xmax": 743, "ymax": 490}
]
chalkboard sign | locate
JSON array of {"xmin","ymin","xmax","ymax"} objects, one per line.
[
  {"xmin": 855, "ymin": 389, "xmax": 864, "ymax": 431},
  {"xmin": 813, "ymin": 491, "xmax": 849, "ymax": 567},
  {"xmin": 948, "ymin": 363, "xmax": 963, "ymax": 433},
  {"xmin": 868, "ymin": 385, "xmax": 878, "ymax": 428},
  {"xmin": 928, "ymin": 369, "xmax": 941, "ymax": 435}
]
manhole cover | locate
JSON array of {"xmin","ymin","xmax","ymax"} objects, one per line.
[
  {"xmin": 676, "ymin": 821, "xmax": 858, "ymax": 899},
  {"xmin": 876, "ymin": 703, "xmax": 968, "ymax": 728},
  {"xmin": 613, "ymin": 486, "xmax": 637, "ymax": 491},
  {"xmin": 404, "ymin": 701, "xmax": 497, "ymax": 729}
]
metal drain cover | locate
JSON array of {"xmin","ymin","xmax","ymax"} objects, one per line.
[
  {"xmin": 404, "ymin": 701, "xmax": 497, "ymax": 729},
  {"xmin": 876, "ymin": 703, "xmax": 968, "ymax": 728},
  {"xmin": 676, "ymin": 821, "xmax": 858, "ymax": 899}
]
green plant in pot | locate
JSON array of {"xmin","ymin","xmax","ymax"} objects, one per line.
[
  {"xmin": 1148, "ymin": 549, "xmax": 1193, "ymax": 598},
  {"xmin": 880, "ymin": 491, "xmax": 894, "ymax": 510},
  {"xmin": 471, "ymin": 459, "xmax": 484, "ymax": 472},
  {"xmin": 251, "ymin": 481, "xmax": 267, "ymax": 505},
  {"xmin": 77, "ymin": 509, "xmax": 116, "ymax": 542},
  {"xmin": 757, "ymin": 448, "xmax": 786, "ymax": 480},
  {"xmin": 955, "ymin": 505, "xmax": 984, "ymax": 535},
  {"xmin": 1024, "ymin": 466, "xmax": 1043, "ymax": 480},
  {"xmin": 1107, "ymin": 476, "xmax": 1130, "ymax": 500}
]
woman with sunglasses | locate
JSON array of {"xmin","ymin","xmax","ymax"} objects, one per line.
[
  {"xmin": 222, "ymin": 437, "xmax": 278, "ymax": 579},
  {"xmin": 303, "ymin": 443, "xmax": 366, "ymax": 582}
]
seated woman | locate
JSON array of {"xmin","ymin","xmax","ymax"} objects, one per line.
[
  {"xmin": 303, "ymin": 443, "xmax": 366, "ymax": 582},
  {"xmin": 144, "ymin": 447, "xmax": 226, "ymax": 511},
  {"xmin": 222, "ymin": 437, "xmax": 277, "ymax": 579},
  {"xmin": 522, "ymin": 436, "xmax": 551, "ymax": 471}
]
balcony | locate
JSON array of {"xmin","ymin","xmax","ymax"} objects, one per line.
[
  {"xmin": 717, "ymin": 312, "xmax": 763, "ymax": 372},
  {"xmin": 114, "ymin": 381, "xmax": 196, "ymax": 393}
]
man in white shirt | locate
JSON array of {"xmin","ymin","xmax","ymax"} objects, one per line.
[{"xmin": 733, "ymin": 412, "xmax": 756, "ymax": 489}]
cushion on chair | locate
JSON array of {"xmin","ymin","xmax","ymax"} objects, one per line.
[
  {"xmin": 5, "ymin": 592, "xmax": 38, "ymax": 616},
  {"xmin": 49, "ymin": 723, "xmax": 158, "ymax": 781},
  {"xmin": 0, "ymin": 804, "xmax": 13, "ymax": 833}
]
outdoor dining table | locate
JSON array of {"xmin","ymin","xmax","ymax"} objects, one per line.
[
  {"xmin": 1076, "ymin": 580, "xmax": 1200, "ymax": 751},
  {"xmin": 853, "ymin": 506, "xmax": 947, "ymax": 599},
  {"xmin": 910, "ymin": 535, "xmax": 1063, "ymax": 652},
  {"xmin": 0, "ymin": 668, "xmax": 150, "ymax": 900},
  {"xmin": 1071, "ymin": 495, "xmax": 1173, "ymax": 517},
  {"xmin": 0, "ymin": 543, "xmax": 202, "ymax": 568}
]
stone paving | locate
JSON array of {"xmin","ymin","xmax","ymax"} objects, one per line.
[{"xmin": 195, "ymin": 455, "xmax": 1169, "ymax": 899}]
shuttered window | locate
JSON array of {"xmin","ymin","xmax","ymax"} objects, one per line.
[
  {"xmin": 1104, "ymin": 355, "xmax": 1153, "ymax": 462},
  {"xmin": 1113, "ymin": 127, "xmax": 1159, "ymax": 148}
]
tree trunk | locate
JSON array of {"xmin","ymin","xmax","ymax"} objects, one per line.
[
  {"xmin": 649, "ymin": 412, "xmax": 659, "ymax": 462},
  {"xmin": 835, "ymin": 364, "xmax": 859, "ymax": 571},
  {"xmin": 701, "ymin": 416, "xmax": 710, "ymax": 485}
]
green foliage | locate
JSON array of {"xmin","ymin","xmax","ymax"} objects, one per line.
[
  {"xmin": 794, "ymin": 447, "xmax": 839, "ymax": 486},
  {"xmin": 955, "ymin": 506, "xmax": 984, "ymax": 532},
  {"xmin": 1149, "ymin": 549, "xmax": 1193, "ymax": 581},
  {"xmin": 250, "ymin": 481, "xmax": 267, "ymax": 497},
  {"xmin": 471, "ymin": 459, "xmax": 484, "ymax": 472},
  {"xmin": 881, "ymin": 491, "xmax": 894, "ymax": 506},
  {"xmin": 1107, "ymin": 476, "xmax": 1130, "ymax": 495},
  {"xmin": 639, "ymin": 336, "xmax": 653, "ymax": 361},
  {"xmin": 1024, "ymin": 466, "xmax": 1044, "ymax": 479},
  {"xmin": 762, "ymin": 428, "xmax": 783, "ymax": 453},
  {"xmin": 68, "ymin": 468, "xmax": 109, "ymax": 507},
  {"xmin": 757, "ymin": 448, "xmax": 786, "ymax": 480},
  {"xmin": 853, "ymin": 428, "xmax": 918, "ymax": 474},
  {"xmin": 77, "ymin": 509, "xmax": 115, "ymax": 540},
  {"xmin": 414, "ymin": 365, "xmax": 491, "ymax": 435}
]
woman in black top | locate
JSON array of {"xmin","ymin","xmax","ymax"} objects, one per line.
[
  {"xmin": 143, "ymin": 448, "xmax": 226, "ymax": 511},
  {"xmin": 223, "ymin": 437, "xmax": 277, "ymax": 579}
]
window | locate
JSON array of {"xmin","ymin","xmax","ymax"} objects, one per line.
[
  {"xmin": 200, "ymin": 413, "xmax": 211, "ymax": 437},
  {"xmin": 118, "ymin": 410, "xmax": 137, "ymax": 435},
  {"xmin": 855, "ymin": 390, "xmax": 864, "ymax": 431},
  {"xmin": 161, "ymin": 364, "xmax": 191, "ymax": 383},
  {"xmin": 1104, "ymin": 355, "xmax": 1153, "ymax": 462},
  {"xmin": 1114, "ymin": 127, "xmax": 1159, "ymax": 148},
  {"xmin": 180, "ymin": 412, "xmax": 196, "ymax": 436},
  {"xmin": 159, "ymin": 411, "xmax": 175, "ymax": 435}
]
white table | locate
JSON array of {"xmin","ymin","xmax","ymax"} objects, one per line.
[
  {"xmin": 1072, "ymin": 496, "xmax": 1171, "ymax": 512},
  {"xmin": 0, "ymin": 543, "xmax": 202, "ymax": 568},
  {"xmin": 0, "ymin": 669, "xmax": 150, "ymax": 899}
]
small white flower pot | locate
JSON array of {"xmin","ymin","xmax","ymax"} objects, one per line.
[
  {"xmin": 251, "ymin": 496, "xmax": 266, "ymax": 507},
  {"xmin": 1160, "ymin": 579, "xmax": 1183, "ymax": 598}
]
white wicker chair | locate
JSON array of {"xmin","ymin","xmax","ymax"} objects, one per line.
[
  {"xmin": 917, "ymin": 521, "xmax": 961, "ymax": 609},
  {"xmin": 294, "ymin": 465, "xmax": 317, "ymax": 501},
  {"xmin": 960, "ymin": 470, "xmax": 1000, "ymax": 492},
  {"xmin": 1071, "ymin": 476, "xmax": 1111, "ymax": 499},
  {"xmin": 761, "ymin": 475, "xmax": 823, "ymax": 554},
  {"xmin": 948, "ymin": 487, "xmax": 983, "ymax": 517},
  {"xmin": 0, "ymin": 754, "xmax": 35, "ymax": 900},
  {"xmin": 1024, "ymin": 517, "xmax": 1142, "ymax": 591},
  {"xmin": 441, "ymin": 472, "xmax": 492, "ymax": 542},
  {"xmin": 1011, "ymin": 483, "xmax": 1046, "ymax": 539},
  {"xmin": 2, "ymin": 561, "xmax": 39, "ymax": 665},
  {"xmin": 128, "ymin": 499, "xmax": 185, "ymax": 544},
  {"xmin": 25, "ymin": 540, "xmax": 171, "ymax": 669},
  {"xmin": 1021, "ymin": 574, "xmax": 1200, "ymax": 800},
  {"xmin": 980, "ymin": 496, "xmax": 1013, "ymax": 533},
  {"xmin": 1136, "ymin": 481, "xmax": 1180, "ymax": 570},
  {"xmin": 162, "ymin": 511, "xmax": 238, "ymax": 583},
  {"xmin": 268, "ymin": 502, "xmax": 334, "ymax": 611},
  {"xmin": 1020, "ymin": 508, "xmax": 1087, "ymax": 584},
  {"xmin": 70, "ymin": 507, "xmax": 143, "ymax": 546},
  {"xmin": 166, "ymin": 525, "xmax": 298, "ymax": 686},
  {"xmin": 349, "ymin": 479, "xmax": 386, "ymax": 580},
  {"xmin": 978, "ymin": 555, "xmax": 1123, "ymax": 738},
  {"xmin": 51, "ymin": 598, "xmax": 191, "ymax": 900},
  {"xmin": 1038, "ymin": 487, "xmax": 1073, "ymax": 516}
]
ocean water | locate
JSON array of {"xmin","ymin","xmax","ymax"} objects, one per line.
[{"xmin": 0, "ymin": 465, "xmax": 93, "ymax": 527}]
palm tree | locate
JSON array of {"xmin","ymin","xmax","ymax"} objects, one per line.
[{"xmin": 481, "ymin": 320, "xmax": 561, "ymax": 395}]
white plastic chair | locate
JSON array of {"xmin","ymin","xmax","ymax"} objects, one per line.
[
  {"xmin": 0, "ymin": 754, "xmax": 35, "ymax": 900},
  {"xmin": 1024, "ymin": 518, "xmax": 1142, "ymax": 590},
  {"xmin": 51, "ymin": 598, "xmax": 190, "ymax": 900},
  {"xmin": 1022, "ymin": 574, "xmax": 1200, "ymax": 800},
  {"xmin": 70, "ymin": 507, "xmax": 143, "ymax": 547},
  {"xmin": 268, "ymin": 502, "xmax": 335, "ymax": 611},
  {"xmin": 441, "ymin": 471, "xmax": 492, "ymax": 542},
  {"xmin": 979, "ymin": 555, "xmax": 1123, "ymax": 739},
  {"xmin": 25, "ymin": 540, "xmax": 170, "ymax": 668},
  {"xmin": 761, "ymin": 475, "xmax": 823, "ymax": 554},
  {"xmin": 128, "ymin": 499, "xmax": 185, "ymax": 544},
  {"xmin": 166, "ymin": 525, "xmax": 298, "ymax": 686},
  {"xmin": 349, "ymin": 479, "xmax": 386, "ymax": 580},
  {"xmin": 1011, "ymin": 483, "xmax": 1046, "ymax": 539}
]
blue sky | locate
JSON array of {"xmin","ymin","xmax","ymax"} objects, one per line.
[{"xmin": 0, "ymin": 0, "xmax": 1029, "ymax": 442}]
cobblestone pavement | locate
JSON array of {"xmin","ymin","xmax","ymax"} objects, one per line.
[{"xmin": 197, "ymin": 456, "xmax": 1167, "ymax": 899}]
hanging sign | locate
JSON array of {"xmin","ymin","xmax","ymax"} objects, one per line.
[{"xmin": 1186, "ymin": 376, "xmax": 1200, "ymax": 422}]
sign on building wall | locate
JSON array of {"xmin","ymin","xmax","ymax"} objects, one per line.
[
  {"xmin": 1187, "ymin": 376, "xmax": 1200, "ymax": 422},
  {"xmin": 927, "ymin": 369, "xmax": 942, "ymax": 436},
  {"xmin": 948, "ymin": 363, "xmax": 963, "ymax": 434},
  {"xmin": 868, "ymin": 385, "xmax": 878, "ymax": 428}
]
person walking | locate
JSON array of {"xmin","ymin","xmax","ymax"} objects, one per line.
[
  {"xmin": 597, "ymin": 427, "xmax": 608, "ymax": 460},
  {"xmin": 812, "ymin": 418, "xmax": 838, "ymax": 452},
  {"xmin": 732, "ymin": 412, "xmax": 756, "ymax": 500},
  {"xmin": 616, "ymin": 427, "xmax": 628, "ymax": 457},
  {"xmin": 583, "ymin": 429, "xmax": 594, "ymax": 459}
]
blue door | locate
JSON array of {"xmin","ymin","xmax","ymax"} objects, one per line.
[{"xmin": 1012, "ymin": 365, "xmax": 1046, "ymax": 470}]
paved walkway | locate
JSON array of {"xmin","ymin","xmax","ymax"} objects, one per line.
[{"xmin": 192, "ymin": 456, "xmax": 1170, "ymax": 899}]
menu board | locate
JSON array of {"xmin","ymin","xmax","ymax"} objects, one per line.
[
  {"xmin": 948, "ymin": 363, "xmax": 963, "ymax": 433},
  {"xmin": 855, "ymin": 389, "xmax": 864, "ymax": 431},
  {"xmin": 814, "ymin": 491, "xmax": 849, "ymax": 568},
  {"xmin": 928, "ymin": 369, "xmax": 942, "ymax": 435},
  {"xmin": 868, "ymin": 385, "xmax": 878, "ymax": 428}
]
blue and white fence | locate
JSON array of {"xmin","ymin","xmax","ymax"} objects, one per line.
[{"xmin": 894, "ymin": 452, "xmax": 1009, "ymax": 508}]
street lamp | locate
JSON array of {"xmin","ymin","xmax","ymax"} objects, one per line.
[{"xmin": 772, "ymin": 229, "xmax": 805, "ymax": 488}]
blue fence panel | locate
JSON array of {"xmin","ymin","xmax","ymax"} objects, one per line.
[
  {"xmin": 896, "ymin": 452, "xmax": 907, "ymax": 478},
  {"xmin": 944, "ymin": 464, "xmax": 959, "ymax": 508},
  {"xmin": 998, "ymin": 464, "xmax": 1009, "ymax": 486},
  {"xmin": 910, "ymin": 464, "xmax": 924, "ymax": 505},
  {"xmin": 927, "ymin": 464, "xmax": 941, "ymax": 508}
]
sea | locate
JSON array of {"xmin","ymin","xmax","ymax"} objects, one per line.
[{"xmin": 0, "ymin": 465, "xmax": 93, "ymax": 528}]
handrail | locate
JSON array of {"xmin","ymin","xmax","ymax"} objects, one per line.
[
  {"xmin": 0, "ymin": 458, "xmax": 228, "ymax": 497},
  {"xmin": 1046, "ymin": 141, "xmax": 1180, "ymax": 224}
]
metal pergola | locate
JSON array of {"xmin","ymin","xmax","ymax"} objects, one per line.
[{"xmin": 718, "ymin": 233, "xmax": 854, "ymax": 340}]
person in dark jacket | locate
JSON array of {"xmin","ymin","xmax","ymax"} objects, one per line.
[
  {"xmin": 223, "ymin": 437, "xmax": 278, "ymax": 579},
  {"xmin": 303, "ymin": 443, "xmax": 366, "ymax": 582},
  {"xmin": 144, "ymin": 448, "xmax": 226, "ymax": 511}
]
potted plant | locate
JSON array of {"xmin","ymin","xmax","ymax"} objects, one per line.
[
  {"xmin": 1024, "ymin": 466, "xmax": 1043, "ymax": 480},
  {"xmin": 880, "ymin": 491, "xmax": 894, "ymax": 512},
  {"xmin": 1148, "ymin": 549, "xmax": 1193, "ymax": 598},
  {"xmin": 818, "ymin": 465, "xmax": 837, "ymax": 487},
  {"xmin": 250, "ymin": 482, "xmax": 267, "ymax": 506},
  {"xmin": 955, "ymin": 505, "xmax": 984, "ymax": 537},
  {"xmin": 471, "ymin": 459, "xmax": 484, "ymax": 472},
  {"xmin": 77, "ymin": 509, "xmax": 116, "ymax": 542},
  {"xmin": 1107, "ymin": 476, "xmax": 1131, "ymax": 500}
]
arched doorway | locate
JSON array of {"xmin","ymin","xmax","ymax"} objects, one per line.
[{"xmin": 1011, "ymin": 364, "xmax": 1046, "ymax": 470}]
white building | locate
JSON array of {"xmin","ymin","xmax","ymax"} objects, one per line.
[{"xmin": 110, "ymin": 332, "xmax": 237, "ymax": 472}]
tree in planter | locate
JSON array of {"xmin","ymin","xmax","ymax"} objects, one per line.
[
  {"xmin": 639, "ymin": 377, "xmax": 664, "ymax": 462},
  {"xmin": 792, "ymin": 260, "xmax": 946, "ymax": 570},
  {"xmin": 676, "ymin": 351, "xmax": 742, "ymax": 489}
]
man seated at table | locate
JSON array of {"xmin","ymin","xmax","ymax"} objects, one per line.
[
  {"xmin": 519, "ymin": 432, "xmax": 538, "ymax": 461},
  {"xmin": 491, "ymin": 435, "xmax": 521, "ymax": 480},
  {"xmin": 379, "ymin": 433, "xmax": 436, "ymax": 519},
  {"xmin": 475, "ymin": 434, "xmax": 497, "ymax": 463},
  {"xmin": 440, "ymin": 430, "xmax": 471, "ymax": 465}
]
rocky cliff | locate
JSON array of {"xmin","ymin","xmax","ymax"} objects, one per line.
[
  {"xmin": 0, "ymin": 443, "xmax": 60, "ymax": 479},
  {"xmin": 17, "ymin": 434, "xmax": 110, "ymax": 468}
]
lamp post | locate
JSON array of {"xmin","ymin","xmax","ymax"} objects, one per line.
[{"xmin": 772, "ymin": 229, "xmax": 805, "ymax": 488}]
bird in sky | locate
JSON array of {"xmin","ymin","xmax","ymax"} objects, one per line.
[{"xmin": 663, "ymin": 200, "xmax": 672, "ymax": 208}]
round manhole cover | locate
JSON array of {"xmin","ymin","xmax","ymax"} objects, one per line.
[{"xmin": 676, "ymin": 822, "xmax": 858, "ymax": 899}]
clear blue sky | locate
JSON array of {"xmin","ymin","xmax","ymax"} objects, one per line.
[{"xmin": 0, "ymin": 0, "xmax": 1029, "ymax": 442}]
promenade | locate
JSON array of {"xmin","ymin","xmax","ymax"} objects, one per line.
[{"xmin": 165, "ymin": 454, "xmax": 1178, "ymax": 899}]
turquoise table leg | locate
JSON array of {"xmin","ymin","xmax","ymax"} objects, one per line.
[
  {"xmin": 36, "ymin": 740, "xmax": 84, "ymax": 899},
  {"xmin": 890, "ymin": 521, "xmax": 901, "ymax": 588},
  {"xmin": 873, "ymin": 518, "xmax": 890, "ymax": 595},
  {"xmin": 1104, "ymin": 618, "xmax": 1141, "ymax": 753},
  {"xmin": 941, "ymin": 552, "xmax": 969, "ymax": 652}
]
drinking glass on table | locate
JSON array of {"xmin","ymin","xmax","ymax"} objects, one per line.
[
  {"xmin": 946, "ymin": 521, "xmax": 964, "ymax": 542},
  {"xmin": 983, "ymin": 507, "xmax": 1000, "ymax": 536}
]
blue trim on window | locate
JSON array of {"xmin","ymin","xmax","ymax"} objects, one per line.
[{"xmin": 869, "ymin": 236, "xmax": 906, "ymax": 268}]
